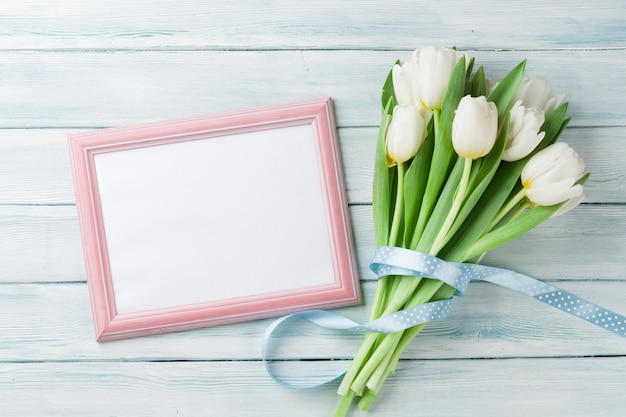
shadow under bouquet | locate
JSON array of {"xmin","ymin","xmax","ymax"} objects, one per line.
[{"xmin": 334, "ymin": 46, "xmax": 588, "ymax": 416}]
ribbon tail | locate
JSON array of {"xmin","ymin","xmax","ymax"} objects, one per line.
[
  {"xmin": 370, "ymin": 247, "xmax": 626, "ymax": 338},
  {"xmin": 479, "ymin": 268, "xmax": 626, "ymax": 338}
]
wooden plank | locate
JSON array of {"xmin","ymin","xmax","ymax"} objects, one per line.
[
  {"xmin": 1, "ymin": 126, "xmax": 622, "ymax": 206},
  {"xmin": 0, "ymin": 204, "xmax": 623, "ymax": 283},
  {"xmin": 0, "ymin": 1, "xmax": 624, "ymax": 50},
  {"xmin": 0, "ymin": 357, "xmax": 625, "ymax": 417},
  {"xmin": 0, "ymin": 50, "xmax": 624, "ymax": 128},
  {"xmin": 1, "ymin": 281, "xmax": 626, "ymax": 362},
  {"xmin": 0, "ymin": 129, "xmax": 75, "ymax": 205},
  {"xmin": 0, "ymin": 205, "xmax": 84, "ymax": 282},
  {"xmin": 371, "ymin": 357, "xmax": 626, "ymax": 417}
]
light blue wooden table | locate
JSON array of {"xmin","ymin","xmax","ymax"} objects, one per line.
[{"xmin": 1, "ymin": 1, "xmax": 625, "ymax": 416}]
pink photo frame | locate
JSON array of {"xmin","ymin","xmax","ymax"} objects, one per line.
[{"xmin": 68, "ymin": 97, "xmax": 361, "ymax": 341}]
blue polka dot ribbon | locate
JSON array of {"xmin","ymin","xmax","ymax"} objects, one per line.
[{"xmin": 263, "ymin": 246, "xmax": 626, "ymax": 388}]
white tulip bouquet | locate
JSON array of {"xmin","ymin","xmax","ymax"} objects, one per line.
[{"xmin": 334, "ymin": 46, "xmax": 588, "ymax": 415}]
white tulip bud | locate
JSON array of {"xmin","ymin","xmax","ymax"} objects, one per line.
[
  {"xmin": 521, "ymin": 142, "xmax": 585, "ymax": 209},
  {"xmin": 413, "ymin": 46, "xmax": 459, "ymax": 110},
  {"xmin": 385, "ymin": 105, "xmax": 427, "ymax": 165},
  {"xmin": 452, "ymin": 95, "xmax": 498, "ymax": 159},
  {"xmin": 392, "ymin": 62, "xmax": 418, "ymax": 106}
]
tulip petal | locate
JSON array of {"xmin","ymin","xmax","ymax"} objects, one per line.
[
  {"xmin": 515, "ymin": 75, "xmax": 551, "ymax": 110},
  {"xmin": 553, "ymin": 193, "xmax": 585, "ymax": 217},
  {"xmin": 392, "ymin": 64, "xmax": 415, "ymax": 106},
  {"xmin": 525, "ymin": 181, "xmax": 583, "ymax": 206},
  {"xmin": 503, "ymin": 130, "xmax": 545, "ymax": 162}
]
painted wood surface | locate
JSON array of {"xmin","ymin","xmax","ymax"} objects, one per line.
[
  {"xmin": 1, "ymin": 358, "xmax": 626, "ymax": 417},
  {"xmin": 1, "ymin": 50, "xmax": 625, "ymax": 128},
  {"xmin": 1, "ymin": 1, "xmax": 625, "ymax": 416},
  {"xmin": 2, "ymin": 281, "xmax": 626, "ymax": 362},
  {"xmin": 1, "ymin": 204, "xmax": 625, "ymax": 283},
  {"xmin": 0, "ymin": 1, "xmax": 624, "ymax": 50}
]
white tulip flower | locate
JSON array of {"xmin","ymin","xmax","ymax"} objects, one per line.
[
  {"xmin": 502, "ymin": 100, "xmax": 546, "ymax": 162},
  {"xmin": 514, "ymin": 75, "xmax": 565, "ymax": 115},
  {"xmin": 392, "ymin": 61, "xmax": 419, "ymax": 106},
  {"xmin": 452, "ymin": 95, "xmax": 498, "ymax": 159},
  {"xmin": 413, "ymin": 46, "xmax": 459, "ymax": 110},
  {"xmin": 385, "ymin": 104, "xmax": 427, "ymax": 166},
  {"xmin": 521, "ymin": 142, "xmax": 585, "ymax": 208},
  {"xmin": 391, "ymin": 60, "xmax": 433, "ymax": 124}
]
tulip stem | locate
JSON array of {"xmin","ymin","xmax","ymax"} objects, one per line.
[
  {"xmin": 388, "ymin": 162, "xmax": 405, "ymax": 247},
  {"xmin": 410, "ymin": 109, "xmax": 440, "ymax": 250},
  {"xmin": 430, "ymin": 157, "xmax": 473, "ymax": 255},
  {"xmin": 337, "ymin": 332, "xmax": 379, "ymax": 396},
  {"xmin": 486, "ymin": 189, "xmax": 526, "ymax": 232},
  {"xmin": 333, "ymin": 389, "xmax": 356, "ymax": 417},
  {"xmin": 337, "ymin": 162, "xmax": 407, "ymax": 400},
  {"xmin": 368, "ymin": 162, "xmax": 406, "ymax": 320}
]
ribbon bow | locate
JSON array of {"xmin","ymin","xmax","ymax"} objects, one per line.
[{"xmin": 263, "ymin": 247, "xmax": 626, "ymax": 388}]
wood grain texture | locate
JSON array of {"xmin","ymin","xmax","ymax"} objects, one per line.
[
  {"xmin": 0, "ymin": 49, "xmax": 624, "ymax": 128},
  {"xmin": 0, "ymin": 0, "xmax": 624, "ymax": 50},
  {"xmin": 1, "ymin": 1, "xmax": 625, "ymax": 416},
  {"xmin": 0, "ymin": 204, "xmax": 623, "ymax": 283},
  {"xmin": 2, "ymin": 281, "xmax": 626, "ymax": 362},
  {"xmin": 1, "ymin": 126, "xmax": 625, "ymax": 206},
  {"xmin": 1, "ymin": 358, "xmax": 625, "ymax": 417}
]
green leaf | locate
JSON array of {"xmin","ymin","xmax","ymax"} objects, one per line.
[
  {"xmin": 410, "ymin": 55, "xmax": 467, "ymax": 249},
  {"xmin": 463, "ymin": 203, "xmax": 558, "ymax": 260},
  {"xmin": 553, "ymin": 117, "xmax": 571, "ymax": 143},
  {"xmin": 466, "ymin": 56, "xmax": 475, "ymax": 80},
  {"xmin": 487, "ymin": 59, "xmax": 526, "ymax": 118},
  {"xmin": 471, "ymin": 65, "xmax": 486, "ymax": 97},
  {"xmin": 381, "ymin": 60, "xmax": 401, "ymax": 109},
  {"xmin": 465, "ymin": 56, "xmax": 476, "ymax": 94},
  {"xmin": 372, "ymin": 96, "xmax": 395, "ymax": 246},
  {"xmin": 540, "ymin": 102, "xmax": 570, "ymax": 148},
  {"xmin": 418, "ymin": 156, "xmax": 465, "ymax": 252},
  {"xmin": 403, "ymin": 120, "xmax": 434, "ymax": 246}
]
